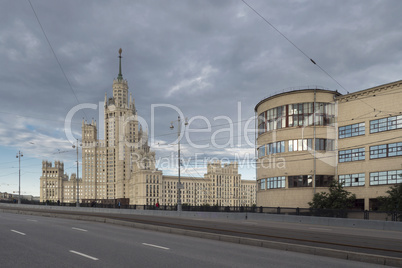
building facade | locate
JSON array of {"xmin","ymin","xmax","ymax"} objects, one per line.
[
  {"xmin": 161, "ymin": 162, "xmax": 256, "ymax": 207},
  {"xmin": 40, "ymin": 50, "xmax": 256, "ymax": 206},
  {"xmin": 255, "ymin": 81, "xmax": 402, "ymax": 210},
  {"xmin": 39, "ymin": 160, "xmax": 78, "ymax": 203}
]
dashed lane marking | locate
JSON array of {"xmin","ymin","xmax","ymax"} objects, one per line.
[
  {"xmin": 69, "ymin": 250, "xmax": 99, "ymax": 260},
  {"xmin": 11, "ymin": 230, "xmax": 26, "ymax": 235},
  {"xmin": 142, "ymin": 243, "xmax": 170, "ymax": 250},
  {"xmin": 72, "ymin": 227, "xmax": 88, "ymax": 232}
]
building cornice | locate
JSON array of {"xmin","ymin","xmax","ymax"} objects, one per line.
[
  {"xmin": 254, "ymin": 88, "xmax": 341, "ymax": 112},
  {"xmin": 336, "ymin": 80, "xmax": 402, "ymax": 103}
]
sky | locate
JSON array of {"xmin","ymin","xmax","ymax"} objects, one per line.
[{"xmin": 1, "ymin": 0, "xmax": 402, "ymax": 197}]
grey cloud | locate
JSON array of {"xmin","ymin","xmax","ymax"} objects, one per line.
[{"xmin": 1, "ymin": 0, "xmax": 402, "ymax": 195}]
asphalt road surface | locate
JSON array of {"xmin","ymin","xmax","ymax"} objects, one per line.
[
  {"xmin": 8, "ymin": 206, "xmax": 401, "ymax": 258},
  {"xmin": 0, "ymin": 212, "xmax": 390, "ymax": 268}
]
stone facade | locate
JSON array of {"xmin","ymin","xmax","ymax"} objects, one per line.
[
  {"xmin": 39, "ymin": 160, "xmax": 78, "ymax": 203},
  {"xmin": 255, "ymin": 81, "xmax": 402, "ymax": 210},
  {"xmin": 39, "ymin": 51, "xmax": 256, "ymax": 206}
]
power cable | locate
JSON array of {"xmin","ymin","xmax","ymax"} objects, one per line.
[
  {"xmin": 28, "ymin": 0, "xmax": 87, "ymax": 119},
  {"xmin": 241, "ymin": 0, "xmax": 349, "ymax": 94}
]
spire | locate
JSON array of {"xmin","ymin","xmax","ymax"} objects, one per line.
[{"xmin": 117, "ymin": 48, "xmax": 123, "ymax": 81}]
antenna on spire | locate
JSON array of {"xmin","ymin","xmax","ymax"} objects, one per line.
[{"xmin": 117, "ymin": 48, "xmax": 123, "ymax": 81}]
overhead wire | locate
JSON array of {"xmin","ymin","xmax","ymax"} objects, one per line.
[
  {"xmin": 241, "ymin": 0, "xmax": 349, "ymax": 94},
  {"xmin": 241, "ymin": 0, "xmax": 393, "ymax": 117},
  {"xmin": 28, "ymin": 0, "xmax": 87, "ymax": 119}
]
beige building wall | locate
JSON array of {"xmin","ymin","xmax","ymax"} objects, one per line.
[
  {"xmin": 337, "ymin": 81, "xmax": 402, "ymax": 210},
  {"xmin": 161, "ymin": 175, "xmax": 211, "ymax": 206},
  {"xmin": 256, "ymin": 82, "xmax": 402, "ymax": 210},
  {"xmin": 205, "ymin": 161, "xmax": 242, "ymax": 206},
  {"xmin": 62, "ymin": 175, "xmax": 78, "ymax": 204},
  {"xmin": 240, "ymin": 180, "xmax": 257, "ymax": 206},
  {"xmin": 39, "ymin": 160, "xmax": 78, "ymax": 203},
  {"xmin": 256, "ymin": 89, "xmax": 339, "ymax": 208},
  {"xmin": 161, "ymin": 161, "xmax": 255, "ymax": 207}
]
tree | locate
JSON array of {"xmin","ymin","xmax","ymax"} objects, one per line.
[
  {"xmin": 378, "ymin": 183, "xmax": 402, "ymax": 212},
  {"xmin": 308, "ymin": 181, "xmax": 356, "ymax": 216}
]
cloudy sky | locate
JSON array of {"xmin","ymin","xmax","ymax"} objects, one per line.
[{"xmin": 1, "ymin": 0, "xmax": 402, "ymax": 196}]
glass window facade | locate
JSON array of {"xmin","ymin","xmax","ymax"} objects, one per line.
[
  {"xmin": 288, "ymin": 175, "xmax": 313, "ymax": 188},
  {"xmin": 288, "ymin": 175, "xmax": 333, "ymax": 188},
  {"xmin": 370, "ymin": 170, "xmax": 402, "ymax": 185},
  {"xmin": 289, "ymin": 139, "xmax": 312, "ymax": 152},
  {"xmin": 258, "ymin": 146, "xmax": 265, "ymax": 158},
  {"xmin": 315, "ymin": 175, "xmax": 334, "ymax": 187},
  {"xmin": 315, "ymin": 139, "xmax": 335, "ymax": 151},
  {"xmin": 261, "ymin": 179, "xmax": 266, "ymax": 190},
  {"xmin": 258, "ymin": 102, "xmax": 335, "ymax": 136},
  {"xmin": 339, "ymin": 173, "xmax": 365, "ymax": 187},
  {"xmin": 288, "ymin": 139, "xmax": 334, "ymax": 152},
  {"xmin": 339, "ymin": 123, "xmax": 365, "ymax": 139},
  {"xmin": 370, "ymin": 115, "xmax": 402, "ymax": 133},
  {"xmin": 339, "ymin": 147, "xmax": 365, "ymax": 162},
  {"xmin": 370, "ymin": 142, "xmax": 402, "ymax": 159},
  {"xmin": 266, "ymin": 177, "xmax": 285, "ymax": 189},
  {"xmin": 267, "ymin": 141, "xmax": 285, "ymax": 155},
  {"xmin": 258, "ymin": 141, "xmax": 285, "ymax": 157}
]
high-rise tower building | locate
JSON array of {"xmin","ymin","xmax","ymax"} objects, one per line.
[
  {"xmin": 80, "ymin": 48, "xmax": 159, "ymax": 204},
  {"xmin": 39, "ymin": 49, "xmax": 256, "ymax": 207}
]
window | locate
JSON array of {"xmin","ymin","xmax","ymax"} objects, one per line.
[
  {"xmin": 339, "ymin": 173, "xmax": 365, "ymax": 187},
  {"xmin": 339, "ymin": 147, "xmax": 365, "ymax": 162},
  {"xmin": 258, "ymin": 145, "xmax": 266, "ymax": 158},
  {"xmin": 258, "ymin": 112, "xmax": 266, "ymax": 135},
  {"xmin": 370, "ymin": 115, "xmax": 402, "ymax": 133},
  {"xmin": 258, "ymin": 102, "xmax": 335, "ymax": 136},
  {"xmin": 339, "ymin": 123, "xmax": 365, "ymax": 139},
  {"xmin": 315, "ymin": 175, "xmax": 334, "ymax": 187},
  {"xmin": 266, "ymin": 177, "xmax": 285, "ymax": 189},
  {"xmin": 315, "ymin": 139, "xmax": 335, "ymax": 151},
  {"xmin": 370, "ymin": 142, "xmax": 402, "ymax": 159},
  {"xmin": 370, "ymin": 170, "xmax": 402, "ymax": 185},
  {"xmin": 288, "ymin": 139, "xmax": 312, "ymax": 152},
  {"xmin": 267, "ymin": 141, "xmax": 285, "ymax": 155},
  {"xmin": 258, "ymin": 142, "xmax": 284, "ymax": 157},
  {"xmin": 288, "ymin": 175, "xmax": 313, "ymax": 188},
  {"xmin": 260, "ymin": 179, "xmax": 266, "ymax": 190},
  {"xmin": 266, "ymin": 106, "xmax": 286, "ymax": 132}
]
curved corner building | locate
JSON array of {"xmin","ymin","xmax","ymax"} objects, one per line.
[
  {"xmin": 255, "ymin": 81, "xmax": 402, "ymax": 210},
  {"xmin": 255, "ymin": 88, "xmax": 340, "ymax": 208}
]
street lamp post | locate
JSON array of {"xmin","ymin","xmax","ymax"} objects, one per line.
[
  {"xmin": 72, "ymin": 139, "xmax": 82, "ymax": 207},
  {"xmin": 16, "ymin": 151, "xmax": 23, "ymax": 204},
  {"xmin": 170, "ymin": 116, "xmax": 188, "ymax": 212}
]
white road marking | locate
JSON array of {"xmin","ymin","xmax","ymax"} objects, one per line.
[
  {"xmin": 27, "ymin": 219, "xmax": 37, "ymax": 222},
  {"xmin": 142, "ymin": 243, "xmax": 170, "ymax": 250},
  {"xmin": 69, "ymin": 250, "xmax": 99, "ymax": 260},
  {"xmin": 72, "ymin": 227, "xmax": 88, "ymax": 232},
  {"xmin": 11, "ymin": 230, "xmax": 26, "ymax": 236},
  {"xmin": 308, "ymin": 227, "xmax": 332, "ymax": 231}
]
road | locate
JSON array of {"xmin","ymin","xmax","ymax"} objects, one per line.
[
  {"xmin": 7, "ymin": 205, "xmax": 401, "ymax": 258},
  {"xmin": 0, "ymin": 212, "xmax": 389, "ymax": 268}
]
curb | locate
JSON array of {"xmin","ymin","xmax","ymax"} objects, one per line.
[{"xmin": 2, "ymin": 208, "xmax": 402, "ymax": 267}]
